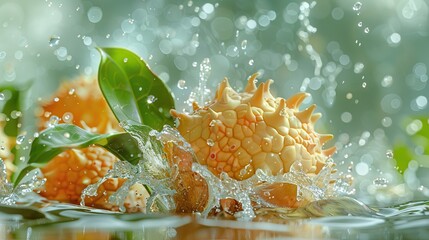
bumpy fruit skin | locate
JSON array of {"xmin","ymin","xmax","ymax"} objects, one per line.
[
  {"xmin": 38, "ymin": 77, "xmax": 148, "ymax": 212},
  {"xmin": 0, "ymin": 118, "xmax": 15, "ymax": 179},
  {"xmin": 36, "ymin": 77, "xmax": 119, "ymax": 132},
  {"xmin": 171, "ymin": 74, "xmax": 335, "ymax": 207}
]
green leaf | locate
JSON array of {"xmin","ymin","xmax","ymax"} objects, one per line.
[
  {"xmin": 393, "ymin": 143, "xmax": 413, "ymax": 174},
  {"xmin": 12, "ymin": 124, "xmax": 144, "ymax": 185},
  {"xmin": 97, "ymin": 47, "xmax": 175, "ymax": 131},
  {"xmin": 28, "ymin": 124, "xmax": 143, "ymax": 166},
  {"xmin": 393, "ymin": 116, "xmax": 429, "ymax": 174},
  {"xmin": 0, "ymin": 86, "xmax": 21, "ymax": 137}
]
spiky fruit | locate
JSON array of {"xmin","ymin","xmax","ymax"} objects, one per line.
[
  {"xmin": 171, "ymin": 74, "xmax": 335, "ymax": 182},
  {"xmin": 37, "ymin": 77, "xmax": 148, "ymax": 212}
]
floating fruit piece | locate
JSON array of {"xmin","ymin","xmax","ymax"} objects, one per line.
[
  {"xmin": 171, "ymin": 74, "xmax": 335, "ymax": 207},
  {"xmin": 37, "ymin": 76, "xmax": 148, "ymax": 212}
]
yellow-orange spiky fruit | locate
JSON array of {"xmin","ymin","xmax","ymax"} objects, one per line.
[
  {"xmin": 37, "ymin": 76, "xmax": 149, "ymax": 212},
  {"xmin": 171, "ymin": 74, "xmax": 335, "ymax": 207}
]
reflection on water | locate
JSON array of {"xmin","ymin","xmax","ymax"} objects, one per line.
[{"xmin": 1, "ymin": 194, "xmax": 428, "ymax": 239}]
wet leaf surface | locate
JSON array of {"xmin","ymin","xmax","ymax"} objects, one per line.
[{"xmin": 98, "ymin": 47, "xmax": 175, "ymax": 131}]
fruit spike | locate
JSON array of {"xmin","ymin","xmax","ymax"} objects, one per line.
[
  {"xmin": 285, "ymin": 92, "xmax": 309, "ymax": 109},
  {"xmin": 263, "ymin": 79, "xmax": 275, "ymax": 100},
  {"xmin": 310, "ymin": 112, "xmax": 322, "ymax": 124},
  {"xmin": 245, "ymin": 73, "xmax": 258, "ymax": 93},
  {"xmin": 294, "ymin": 104, "xmax": 316, "ymax": 123},
  {"xmin": 192, "ymin": 102, "xmax": 200, "ymax": 111},
  {"xmin": 264, "ymin": 99, "xmax": 288, "ymax": 129},
  {"xmin": 215, "ymin": 77, "xmax": 232, "ymax": 101},
  {"xmin": 323, "ymin": 146, "xmax": 336, "ymax": 157},
  {"xmin": 249, "ymin": 82, "xmax": 274, "ymax": 111},
  {"xmin": 319, "ymin": 134, "xmax": 334, "ymax": 145}
]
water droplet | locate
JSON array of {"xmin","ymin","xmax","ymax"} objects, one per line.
[
  {"xmin": 364, "ymin": 27, "xmax": 370, "ymax": 33},
  {"xmin": 177, "ymin": 80, "xmax": 187, "ymax": 90},
  {"xmin": 53, "ymin": 97, "xmax": 60, "ymax": 102},
  {"xmin": 87, "ymin": 6, "xmax": 103, "ymax": 23},
  {"xmin": 83, "ymin": 36, "xmax": 92, "ymax": 46},
  {"xmin": 381, "ymin": 75, "xmax": 393, "ymax": 87},
  {"xmin": 49, "ymin": 36, "xmax": 60, "ymax": 47},
  {"xmin": 373, "ymin": 178, "xmax": 388, "ymax": 187},
  {"xmin": 123, "ymin": 58, "xmax": 128, "ymax": 63},
  {"xmin": 362, "ymin": 82, "xmax": 367, "ymax": 88},
  {"xmin": 386, "ymin": 150, "xmax": 394, "ymax": 158},
  {"xmin": 241, "ymin": 40, "xmax": 248, "ymax": 50},
  {"xmin": 68, "ymin": 88, "xmax": 75, "ymax": 95},
  {"xmin": 16, "ymin": 135, "xmax": 25, "ymax": 145},
  {"xmin": 62, "ymin": 112, "xmax": 73, "ymax": 123},
  {"xmin": 47, "ymin": 115, "xmax": 60, "ymax": 128},
  {"xmin": 357, "ymin": 21, "xmax": 363, "ymax": 27},
  {"xmin": 146, "ymin": 95, "xmax": 157, "ymax": 104},
  {"xmin": 248, "ymin": 59, "xmax": 254, "ymax": 66},
  {"xmin": 353, "ymin": 2, "xmax": 362, "ymax": 11},
  {"xmin": 354, "ymin": 62, "xmax": 364, "ymax": 74},
  {"xmin": 207, "ymin": 139, "xmax": 215, "ymax": 146},
  {"xmin": 0, "ymin": 93, "xmax": 4, "ymax": 101},
  {"xmin": 64, "ymin": 132, "xmax": 70, "ymax": 138}
]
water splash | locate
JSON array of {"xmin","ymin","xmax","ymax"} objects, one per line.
[
  {"xmin": 81, "ymin": 123, "xmax": 176, "ymax": 213},
  {"xmin": 80, "ymin": 124, "xmax": 352, "ymax": 220},
  {"xmin": 0, "ymin": 160, "xmax": 46, "ymax": 205},
  {"xmin": 197, "ymin": 58, "xmax": 211, "ymax": 106}
]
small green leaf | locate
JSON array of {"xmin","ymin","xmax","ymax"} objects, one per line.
[
  {"xmin": 98, "ymin": 47, "xmax": 175, "ymax": 131},
  {"xmin": 0, "ymin": 86, "xmax": 21, "ymax": 137},
  {"xmin": 27, "ymin": 124, "xmax": 143, "ymax": 167}
]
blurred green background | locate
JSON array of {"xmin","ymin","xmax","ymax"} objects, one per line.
[{"xmin": 0, "ymin": 0, "xmax": 428, "ymax": 206}]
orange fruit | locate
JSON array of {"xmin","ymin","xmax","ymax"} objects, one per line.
[
  {"xmin": 37, "ymin": 76, "xmax": 149, "ymax": 212},
  {"xmin": 0, "ymin": 118, "xmax": 15, "ymax": 179}
]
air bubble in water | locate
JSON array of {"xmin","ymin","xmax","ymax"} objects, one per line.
[
  {"xmin": 362, "ymin": 82, "xmax": 367, "ymax": 88},
  {"xmin": 353, "ymin": 2, "xmax": 362, "ymax": 11},
  {"xmin": 146, "ymin": 95, "xmax": 157, "ymax": 104},
  {"xmin": 357, "ymin": 21, "xmax": 363, "ymax": 27},
  {"xmin": 49, "ymin": 36, "xmax": 60, "ymax": 47},
  {"xmin": 248, "ymin": 59, "xmax": 254, "ymax": 65},
  {"xmin": 123, "ymin": 58, "xmax": 128, "ymax": 63},
  {"xmin": 0, "ymin": 93, "xmax": 4, "ymax": 101},
  {"xmin": 364, "ymin": 27, "xmax": 370, "ymax": 33}
]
